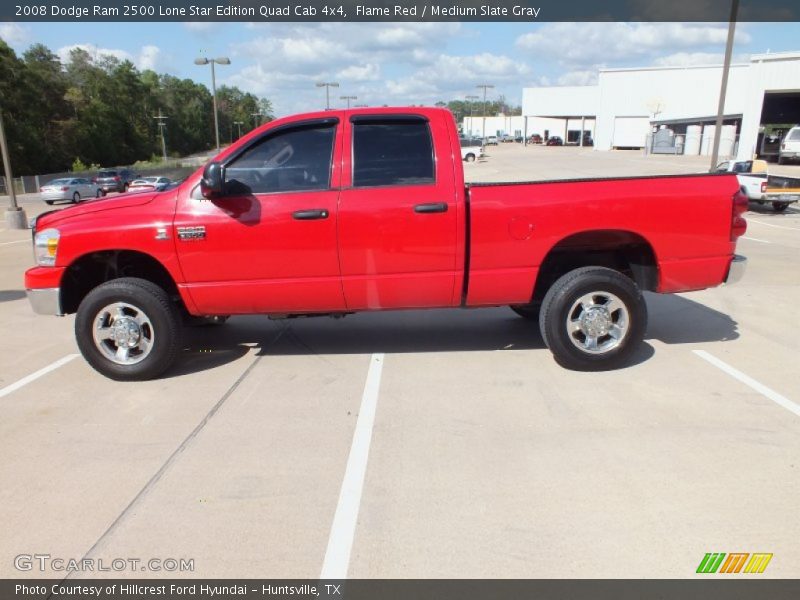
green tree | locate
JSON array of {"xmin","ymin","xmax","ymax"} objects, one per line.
[{"xmin": 0, "ymin": 41, "xmax": 274, "ymax": 174}]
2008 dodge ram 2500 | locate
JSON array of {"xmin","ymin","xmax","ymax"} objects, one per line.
[{"xmin": 25, "ymin": 107, "xmax": 748, "ymax": 380}]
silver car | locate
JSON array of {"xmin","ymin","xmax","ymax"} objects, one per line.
[{"xmin": 40, "ymin": 178, "xmax": 104, "ymax": 205}]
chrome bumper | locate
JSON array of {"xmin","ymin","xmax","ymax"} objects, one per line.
[
  {"xmin": 26, "ymin": 287, "xmax": 63, "ymax": 315},
  {"xmin": 725, "ymin": 255, "xmax": 747, "ymax": 285}
]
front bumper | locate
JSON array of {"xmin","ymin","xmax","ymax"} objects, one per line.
[
  {"xmin": 724, "ymin": 255, "xmax": 747, "ymax": 285},
  {"xmin": 25, "ymin": 266, "xmax": 66, "ymax": 315},
  {"xmin": 26, "ymin": 287, "xmax": 63, "ymax": 315}
]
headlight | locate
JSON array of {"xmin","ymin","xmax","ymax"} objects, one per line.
[{"xmin": 34, "ymin": 228, "xmax": 60, "ymax": 266}]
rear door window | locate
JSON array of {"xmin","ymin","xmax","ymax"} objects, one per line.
[{"xmin": 352, "ymin": 119, "xmax": 435, "ymax": 187}]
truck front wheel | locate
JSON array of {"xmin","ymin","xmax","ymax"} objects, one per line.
[
  {"xmin": 75, "ymin": 277, "xmax": 182, "ymax": 381},
  {"xmin": 539, "ymin": 267, "xmax": 647, "ymax": 371},
  {"xmin": 772, "ymin": 202, "xmax": 788, "ymax": 212}
]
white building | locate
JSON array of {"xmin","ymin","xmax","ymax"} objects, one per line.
[
  {"xmin": 521, "ymin": 86, "xmax": 598, "ymax": 145},
  {"xmin": 461, "ymin": 114, "xmax": 525, "ymax": 138},
  {"xmin": 521, "ymin": 51, "xmax": 800, "ymax": 159}
]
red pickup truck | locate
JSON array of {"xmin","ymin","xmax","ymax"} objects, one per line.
[{"xmin": 25, "ymin": 107, "xmax": 747, "ymax": 380}]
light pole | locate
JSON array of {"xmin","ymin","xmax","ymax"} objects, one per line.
[
  {"xmin": 316, "ymin": 82, "xmax": 339, "ymax": 110},
  {"xmin": 234, "ymin": 121, "xmax": 244, "ymax": 139},
  {"xmin": 340, "ymin": 95, "xmax": 357, "ymax": 109},
  {"xmin": 476, "ymin": 84, "xmax": 494, "ymax": 143},
  {"xmin": 154, "ymin": 109, "xmax": 168, "ymax": 161},
  {"xmin": 0, "ymin": 109, "xmax": 27, "ymax": 229},
  {"xmin": 251, "ymin": 111, "xmax": 264, "ymax": 128},
  {"xmin": 710, "ymin": 0, "xmax": 739, "ymax": 169},
  {"xmin": 465, "ymin": 94, "xmax": 479, "ymax": 136},
  {"xmin": 194, "ymin": 56, "xmax": 231, "ymax": 152}
]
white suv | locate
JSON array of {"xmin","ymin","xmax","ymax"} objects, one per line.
[{"xmin": 779, "ymin": 126, "xmax": 800, "ymax": 164}]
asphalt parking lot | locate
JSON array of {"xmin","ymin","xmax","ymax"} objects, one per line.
[{"xmin": 1, "ymin": 145, "xmax": 799, "ymax": 579}]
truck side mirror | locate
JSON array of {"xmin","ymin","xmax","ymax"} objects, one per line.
[{"xmin": 200, "ymin": 162, "xmax": 225, "ymax": 198}]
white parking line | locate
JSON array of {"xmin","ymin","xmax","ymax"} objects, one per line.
[
  {"xmin": 748, "ymin": 219, "xmax": 800, "ymax": 231},
  {"xmin": 320, "ymin": 353, "xmax": 385, "ymax": 580},
  {"xmin": 0, "ymin": 240, "xmax": 28, "ymax": 246},
  {"xmin": 0, "ymin": 354, "xmax": 80, "ymax": 399},
  {"xmin": 741, "ymin": 236, "xmax": 771, "ymax": 244},
  {"xmin": 694, "ymin": 350, "xmax": 800, "ymax": 418}
]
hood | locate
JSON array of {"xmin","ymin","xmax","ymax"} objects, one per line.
[{"xmin": 36, "ymin": 191, "xmax": 158, "ymax": 229}]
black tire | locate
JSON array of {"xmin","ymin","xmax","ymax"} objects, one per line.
[
  {"xmin": 96, "ymin": 188, "xmax": 103, "ymax": 198},
  {"xmin": 75, "ymin": 277, "xmax": 182, "ymax": 381},
  {"xmin": 465, "ymin": 153, "xmax": 476, "ymax": 163},
  {"xmin": 539, "ymin": 267, "xmax": 647, "ymax": 371},
  {"xmin": 45, "ymin": 200, "xmax": 54, "ymax": 205},
  {"xmin": 510, "ymin": 303, "xmax": 541, "ymax": 320},
  {"xmin": 778, "ymin": 156, "xmax": 785, "ymax": 165},
  {"xmin": 772, "ymin": 202, "xmax": 788, "ymax": 212},
  {"xmin": 72, "ymin": 192, "xmax": 80, "ymax": 203}
]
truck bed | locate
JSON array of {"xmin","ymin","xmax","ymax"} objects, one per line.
[{"xmin": 465, "ymin": 172, "xmax": 740, "ymax": 306}]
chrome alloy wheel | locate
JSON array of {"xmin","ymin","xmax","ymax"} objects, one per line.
[
  {"xmin": 91, "ymin": 302, "xmax": 155, "ymax": 365},
  {"xmin": 566, "ymin": 291, "xmax": 629, "ymax": 354}
]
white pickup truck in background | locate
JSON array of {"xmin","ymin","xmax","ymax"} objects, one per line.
[
  {"xmin": 459, "ymin": 137, "xmax": 485, "ymax": 163},
  {"xmin": 715, "ymin": 159, "xmax": 800, "ymax": 212}
]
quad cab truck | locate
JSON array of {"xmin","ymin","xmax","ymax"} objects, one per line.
[
  {"xmin": 715, "ymin": 158, "xmax": 800, "ymax": 212},
  {"xmin": 26, "ymin": 107, "xmax": 748, "ymax": 380}
]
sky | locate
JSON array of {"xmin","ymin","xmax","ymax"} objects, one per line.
[{"xmin": 1, "ymin": 21, "xmax": 798, "ymax": 116}]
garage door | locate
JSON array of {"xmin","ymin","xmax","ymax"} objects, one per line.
[{"xmin": 612, "ymin": 117, "xmax": 650, "ymax": 148}]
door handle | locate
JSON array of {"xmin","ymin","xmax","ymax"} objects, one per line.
[
  {"xmin": 292, "ymin": 208, "xmax": 329, "ymax": 220},
  {"xmin": 414, "ymin": 202, "xmax": 448, "ymax": 214}
]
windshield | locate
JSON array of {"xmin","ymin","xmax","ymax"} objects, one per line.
[
  {"xmin": 98, "ymin": 171, "xmax": 117, "ymax": 177},
  {"xmin": 48, "ymin": 179, "xmax": 71, "ymax": 185},
  {"xmin": 789, "ymin": 129, "xmax": 800, "ymax": 141}
]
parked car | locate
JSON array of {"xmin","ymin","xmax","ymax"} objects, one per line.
[
  {"xmin": 546, "ymin": 136, "xmax": 564, "ymax": 146},
  {"xmin": 514, "ymin": 135, "xmax": 524, "ymax": 143},
  {"xmin": 778, "ymin": 125, "xmax": 800, "ymax": 164},
  {"xmin": 500, "ymin": 134, "xmax": 514, "ymax": 143},
  {"xmin": 128, "ymin": 177, "xmax": 172, "ymax": 193},
  {"xmin": 529, "ymin": 134, "xmax": 543, "ymax": 144},
  {"xmin": 163, "ymin": 177, "xmax": 186, "ymax": 191},
  {"xmin": 485, "ymin": 135, "xmax": 498, "ymax": 145},
  {"xmin": 40, "ymin": 178, "xmax": 104, "ymax": 205},
  {"xmin": 459, "ymin": 138, "xmax": 485, "ymax": 163},
  {"xmin": 25, "ymin": 106, "xmax": 747, "ymax": 380},
  {"xmin": 94, "ymin": 169, "xmax": 137, "ymax": 193},
  {"xmin": 715, "ymin": 159, "xmax": 800, "ymax": 212}
]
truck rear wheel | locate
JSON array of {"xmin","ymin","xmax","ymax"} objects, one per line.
[
  {"xmin": 465, "ymin": 153, "xmax": 476, "ymax": 162},
  {"xmin": 772, "ymin": 202, "xmax": 788, "ymax": 212},
  {"xmin": 75, "ymin": 277, "xmax": 182, "ymax": 381},
  {"xmin": 539, "ymin": 267, "xmax": 647, "ymax": 371}
]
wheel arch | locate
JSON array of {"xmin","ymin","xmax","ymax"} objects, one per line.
[
  {"xmin": 531, "ymin": 229, "xmax": 659, "ymax": 304},
  {"xmin": 60, "ymin": 249, "xmax": 183, "ymax": 315}
]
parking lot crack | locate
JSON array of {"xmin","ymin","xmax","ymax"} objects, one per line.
[{"xmin": 66, "ymin": 352, "xmax": 263, "ymax": 576}]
